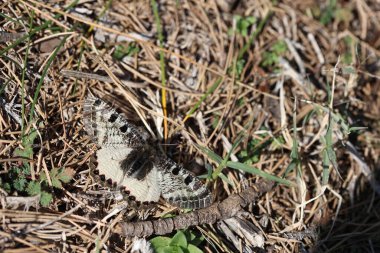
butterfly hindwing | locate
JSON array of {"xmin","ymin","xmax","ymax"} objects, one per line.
[{"xmin": 155, "ymin": 157, "xmax": 212, "ymax": 209}]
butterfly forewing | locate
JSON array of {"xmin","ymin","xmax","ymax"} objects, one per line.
[{"xmin": 83, "ymin": 96, "xmax": 149, "ymax": 147}]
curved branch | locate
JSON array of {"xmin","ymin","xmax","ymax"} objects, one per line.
[{"xmin": 116, "ymin": 181, "xmax": 274, "ymax": 237}]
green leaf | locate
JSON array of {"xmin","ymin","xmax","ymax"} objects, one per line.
[
  {"xmin": 283, "ymin": 160, "xmax": 297, "ymax": 179},
  {"xmin": 235, "ymin": 58, "xmax": 246, "ymax": 76},
  {"xmin": 226, "ymin": 161, "xmax": 294, "ymax": 186},
  {"xmin": 218, "ymin": 173, "xmax": 235, "ymax": 187},
  {"xmin": 326, "ymin": 146, "xmax": 338, "ymax": 172},
  {"xmin": 187, "ymin": 244, "xmax": 204, "ymax": 253},
  {"xmin": 161, "ymin": 213, "xmax": 176, "ymax": 218},
  {"xmin": 272, "ymin": 40, "xmax": 287, "ymax": 54},
  {"xmin": 51, "ymin": 177, "xmax": 63, "ymax": 189},
  {"xmin": 57, "ymin": 167, "xmax": 75, "ymax": 183},
  {"xmin": 13, "ymin": 129, "xmax": 38, "ymax": 158},
  {"xmin": 184, "ymin": 231, "xmax": 204, "ymax": 246},
  {"xmin": 40, "ymin": 191, "xmax": 53, "ymax": 207},
  {"xmin": 112, "ymin": 44, "xmax": 140, "ymax": 60},
  {"xmin": 150, "ymin": 236, "xmax": 171, "ymax": 249},
  {"xmin": 163, "ymin": 246, "xmax": 184, "ymax": 253},
  {"xmin": 185, "ymin": 78, "xmax": 222, "ymax": 120},
  {"xmin": 154, "ymin": 247, "xmax": 166, "ymax": 253},
  {"xmin": 348, "ymin": 126, "xmax": 367, "ymax": 133},
  {"xmin": 185, "ymin": 230, "xmax": 196, "ymax": 243},
  {"xmin": 26, "ymin": 181, "xmax": 41, "ymax": 195},
  {"xmin": 260, "ymin": 40, "xmax": 287, "ymax": 67},
  {"xmin": 170, "ymin": 231, "xmax": 187, "ymax": 248},
  {"xmin": 50, "ymin": 168, "xmax": 63, "ymax": 188},
  {"xmin": 39, "ymin": 170, "xmax": 47, "ymax": 182},
  {"xmin": 3, "ymin": 182, "xmax": 11, "ymax": 193},
  {"xmin": 194, "ymin": 144, "xmax": 223, "ymax": 164},
  {"xmin": 42, "ymin": 167, "xmax": 75, "ymax": 188},
  {"xmin": 13, "ymin": 177, "xmax": 27, "ymax": 191}
]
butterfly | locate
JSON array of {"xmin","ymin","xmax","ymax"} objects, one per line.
[{"xmin": 83, "ymin": 95, "xmax": 212, "ymax": 209}]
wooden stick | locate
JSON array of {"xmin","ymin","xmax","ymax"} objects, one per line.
[{"xmin": 116, "ymin": 180, "xmax": 274, "ymax": 237}]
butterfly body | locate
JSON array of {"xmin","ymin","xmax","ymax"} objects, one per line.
[{"xmin": 83, "ymin": 96, "xmax": 212, "ymax": 209}]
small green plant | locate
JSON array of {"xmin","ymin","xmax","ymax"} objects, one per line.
[
  {"xmin": 234, "ymin": 58, "xmax": 246, "ymax": 77},
  {"xmin": 238, "ymin": 138, "xmax": 262, "ymax": 165},
  {"xmin": 318, "ymin": 0, "xmax": 353, "ymax": 26},
  {"xmin": 211, "ymin": 113, "xmax": 220, "ymax": 129},
  {"xmin": 1, "ymin": 165, "xmax": 30, "ymax": 193},
  {"xmin": 13, "ymin": 128, "xmax": 38, "ymax": 159},
  {"xmin": 342, "ymin": 36, "xmax": 353, "ymax": 65},
  {"xmin": 6, "ymin": 128, "xmax": 74, "ymax": 206},
  {"xmin": 0, "ymin": 166, "xmax": 74, "ymax": 207},
  {"xmin": 150, "ymin": 230, "xmax": 204, "ymax": 253},
  {"xmin": 260, "ymin": 40, "xmax": 287, "ymax": 67},
  {"xmin": 112, "ymin": 43, "xmax": 140, "ymax": 61},
  {"xmin": 229, "ymin": 15, "xmax": 257, "ymax": 37},
  {"xmin": 320, "ymin": 0, "xmax": 337, "ymax": 25}
]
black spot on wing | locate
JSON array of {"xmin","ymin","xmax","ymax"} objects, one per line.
[
  {"xmin": 119, "ymin": 124, "xmax": 129, "ymax": 133},
  {"xmin": 94, "ymin": 99, "xmax": 102, "ymax": 106},
  {"xmin": 184, "ymin": 175, "xmax": 193, "ymax": 185},
  {"xmin": 108, "ymin": 113, "xmax": 118, "ymax": 123},
  {"xmin": 171, "ymin": 166, "xmax": 180, "ymax": 175}
]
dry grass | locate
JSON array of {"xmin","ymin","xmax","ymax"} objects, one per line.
[{"xmin": 1, "ymin": 0, "xmax": 380, "ymax": 252}]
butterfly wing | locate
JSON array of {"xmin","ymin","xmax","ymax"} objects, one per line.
[
  {"xmin": 155, "ymin": 157, "xmax": 212, "ymax": 209},
  {"xmin": 83, "ymin": 96, "xmax": 149, "ymax": 148}
]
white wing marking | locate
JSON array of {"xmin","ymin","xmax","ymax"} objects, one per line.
[{"xmin": 97, "ymin": 147, "xmax": 161, "ymax": 202}]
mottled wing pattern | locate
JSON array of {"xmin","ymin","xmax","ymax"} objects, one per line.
[
  {"xmin": 83, "ymin": 95, "xmax": 212, "ymax": 209},
  {"xmin": 155, "ymin": 157, "xmax": 212, "ymax": 209},
  {"xmin": 83, "ymin": 95, "xmax": 149, "ymax": 148}
]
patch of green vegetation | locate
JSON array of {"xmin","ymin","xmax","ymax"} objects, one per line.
[
  {"xmin": 8, "ymin": 165, "xmax": 30, "ymax": 192},
  {"xmin": 150, "ymin": 230, "xmax": 204, "ymax": 253},
  {"xmin": 211, "ymin": 114, "xmax": 220, "ymax": 129},
  {"xmin": 236, "ymin": 97, "xmax": 245, "ymax": 107},
  {"xmin": 317, "ymin": 0, "xmax": 353, "ymax": 26},
  {"xmin": 235, "ymin": 58, "xmax": 246, "ymax": 77},
  {"xmin": 229, "ymin": 15, "xmax": 257, "ymax": 37},
  {"xmin": 112, "ymin": 43, "xmax": 140, "ymax": 61},
  {"xmin": 342, "ymin": 36, "xmax": 353, "ymax": 65},
  {"xmin": 0, "ymin": 166, "xmax": 75, "ymax": 207},
  {"xmin": 196, "ymin": 128, "xmax": 293, "ymax": 186},
  {"xmin": 5, "ymin": 125, "xmax": 73, "ymax": 207},
  {"xmin": 320, "ymin": 0, "xmax": 337, "ymax": 25},
  {"xmin": 13, "ymin": 129, "xmax": 38, "ymax": 159},
  {"xmin": 260, "ymin": 40, "xmax": 287, "ymax": 68},
  {"xmin": 239, "ymin": 139, "xmax": 261, "ymax": 165}
]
